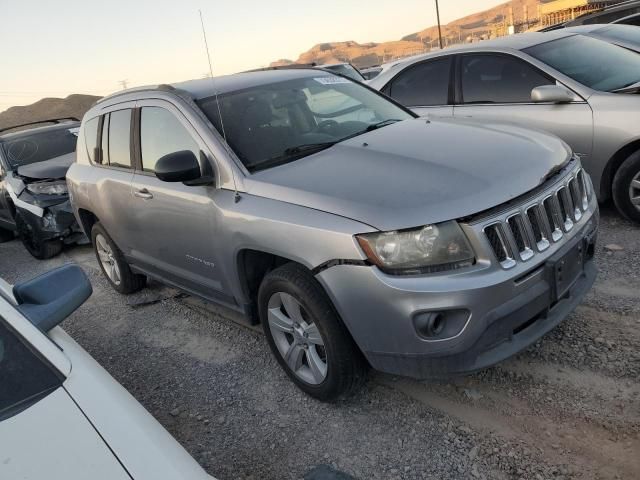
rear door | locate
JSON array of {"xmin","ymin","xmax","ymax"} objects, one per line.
[
  {"xmin": 380, "ymin": 55, "xmax": 454, "ymax": 118},
  {"xmin": 452, "ymin": 53, "xmax": 594, "ymax": 161},
  {"xmin": 93, "ymin": 105, "xmax": 137, "ymax": 254},
  {"xmin": 128, "ymin": 101, "xmax": 231, "ymax": 303}
]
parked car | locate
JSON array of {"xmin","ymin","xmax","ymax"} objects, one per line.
[
  {"xmin": 539, "ymin": 0, "xmax": 640, "ymax": 31},
  {"xmin": 316, "ymin": 62, "xmax": 366, "ymax": 82},
  {"xmin": 0, "ymin": 265, "xmax": 214, "ymax": 479},
  {"xmin": 0, "ymin": 119, "xmax": 87, "ymax": 258},
  {"xmin": 612, "ymin": 11, "xmax": 640, "ymax": 25},
  {"xmin": 561, "ymin": 24, "xmax": 640, "ymax": 52},
  {"xmin": 369, "ymin": 30, "xmax": 640, "ymax": 222},
  {"xmin": 67, "ymin": 69, "xmax": 598, "ymax": 400}
]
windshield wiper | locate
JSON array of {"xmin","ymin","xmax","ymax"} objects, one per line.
[
  {"xmin": 245, "ymin": 142, "xmax": 337, "ymax": 171},
  {"xmin": 611, "ymin": 81, "xmax": 640, "ymax": 93},
  {"xmin": 365, "ymin": 119, "xmax": 402, "ymax": 132}
]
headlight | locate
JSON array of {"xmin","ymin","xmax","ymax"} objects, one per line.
[
  {"xmin": 356, "ymin": 221, "xmax": 475, "ymax": 274},
  {"xmin": 26, "ymin": 181, "xmax": 68, "ymax": 195}
]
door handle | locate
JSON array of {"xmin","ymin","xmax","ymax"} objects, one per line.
[{"xmin": 134, "ymin": 188, "xmax": 153, "ymax": 200}]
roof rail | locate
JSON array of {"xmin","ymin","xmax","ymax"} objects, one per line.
[
  {"xmin": 0, "ymin": 117, "xmax": 80, "ymax": 134},
  {"xmin": 96, "ymin": 84, "xmax": 176, "ymax": 104}
]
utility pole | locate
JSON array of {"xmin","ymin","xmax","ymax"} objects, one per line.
[
  {"xmin": 118, "ymin": 79, "xmax": 129, "ymax": 90},
  {"xmin": 435, "ymin": 0, "xmax": 443, "ymax": 49}
]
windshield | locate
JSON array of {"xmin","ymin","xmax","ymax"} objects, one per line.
[
  {"xmin": 595, "ymin": 24, "xmax": 640, "ymax": 45},
  {"xmin": 524, "ymin": 34, "xmax": 640, "ymax": 92},
  {"xmin": 1, "ymin": 127, "xmax": 78, "ymax": 169},
  {"xmin": 197, "ymin": 74, "xmax": 413, "ymax": 171}
]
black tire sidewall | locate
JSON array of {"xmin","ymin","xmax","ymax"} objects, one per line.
[
  {"xmin": 258, "ymin": 263, "xmax": 365, "ymax": 401},
  {"xmin": 15, "ymin": 214, "xmax": 62, "ymax": 259},
  {"xmin": 91, "ymin": 223, "xmax": 145, "ymax": 294},
  {"xmin": 612, "ymin": 150, "xmax": 640, "ymax": 223}
]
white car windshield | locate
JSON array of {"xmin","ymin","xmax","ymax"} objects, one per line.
[
  {"xmin": 197, "ymin": 73, "xmax": 413, "ymax": 171},
  {"xmin": 525, "ymin": 34, "xmax": 640, "ymax": 92}
]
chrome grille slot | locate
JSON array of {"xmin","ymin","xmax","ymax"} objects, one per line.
[
  {"xmin": 568, "ymin": 177, "xmax": 583, "ymax": 221},
  {"xmin": 526, "ymin": 206, "xmax": 550, "ymax": 252},
  {"xmin": 543, "ymin": 196, "xmax": 563, "ymax": 242},
  {"xmin": 576, "ymin": 169, "xmax": 589, "ymax": 210},
  {"xmin": 507, "ymin": 214, "xmax": 534, "ymax": 261},
  {"xmin": 556, "ymin": 187, "xmax": 574, "ymax": 232},
  {"xmin": 484, "ymin": 224, "xmax": 516, "ymax": 269}
]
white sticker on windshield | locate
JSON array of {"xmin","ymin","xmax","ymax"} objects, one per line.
[{"xmin": 314, "ymin": 77, "xmax": 351, "ymax": 85}]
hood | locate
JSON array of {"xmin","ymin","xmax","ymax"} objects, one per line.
[
  {"xmin": 16, "ymin": 152, "xmax": 75, "ymax": 180},
  {"xmin": 245, "ymin": 118, "xmax": 571, "ymax": 231}
]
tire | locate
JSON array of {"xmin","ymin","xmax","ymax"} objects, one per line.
[
  {"xmin": 15, "ymin": 215, "xmax": 63, "ymax": 259},
  {"xmin": 91, "ymin": 223, "xmax": 146, "ymax": 294},
  {"xmin": 0, "ymin": 228, "xmax": 14, "ymax": 243},
  {"xmin": 612, "ymin": 150, "xmax": 640, "ymax": 223},
  {"xmin": 258, "ymin": 262, "xmax": 368, "ymax": 401}
]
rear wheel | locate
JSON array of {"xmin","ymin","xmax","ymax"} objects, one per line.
[
  {"xmin": 16, "ymin": 214, "xmax": 63, "ymax": 259},
  {"xmin": 612, "ymin": 150, "xmax": 640, "ymax": 223},
  {"xmin": 258, "ymin": 263, "xmax": 368, "ymax": 401},
  {"xmin": 91, "ymin": 223, "xmax": 146, "ymax": 294}
]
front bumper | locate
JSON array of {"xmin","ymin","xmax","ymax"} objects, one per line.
[
  {"xmin": 317, "ymin": 215, "xmax": 598, "ymax": 378},
  {"xmin": 16, "ymin": 199, "xmax": 86, "ymax": 244}
]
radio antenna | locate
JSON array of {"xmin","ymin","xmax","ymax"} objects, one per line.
[{"xmin": 199, "ymin": 10, "xmax": 227, "ymax": 143}]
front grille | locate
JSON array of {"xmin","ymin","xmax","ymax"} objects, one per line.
[{"xmin": 481, "ymin": 165, "xmax": 592, "ymax": 269}]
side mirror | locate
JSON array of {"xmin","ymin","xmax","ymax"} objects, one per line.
[
  {"xmin": 13, "ymin": 265, "xmax": 92, "ymax": 332},
  {"xmin": 531, "ymin": 85, "xmax": 575, "ymax": 104},
  {"xmin": 155, "ymin": 150, "xmax": 202, "ymax": 183}
]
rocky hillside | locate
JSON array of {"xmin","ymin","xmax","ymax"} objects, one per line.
[
  {"xmin": 0, "ymin": 94, "xmax": 101, "ymax": 131},
  {"xmin": 272, "ymin": 0, "xmax": 542, "ymax": 68}
]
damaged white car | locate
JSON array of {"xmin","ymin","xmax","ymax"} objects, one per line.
[{"xmin": 0, "ymin": 119, "xmax": 88, "ymax": 258}]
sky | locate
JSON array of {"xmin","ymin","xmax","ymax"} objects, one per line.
[{"xmin": 0, "ymin": 0, "xmax": 506, "ymax": 111}]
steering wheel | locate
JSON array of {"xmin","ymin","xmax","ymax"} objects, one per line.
[{"xmin": 316, "ymin": 120, "xmax": 340, "ymax": 133}]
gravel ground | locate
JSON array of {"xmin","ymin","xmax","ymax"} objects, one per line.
[{"xmin": 1, "ymin": 205, "xmax": 638, "ymax": 480}]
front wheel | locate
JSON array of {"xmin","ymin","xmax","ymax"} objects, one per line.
[
  {"xmin": 258, "ymin": 263, "xmax": 368, "ymax": 401},
  {"xmin": 612, "ymin": 150, "xmax": 640, "ymax": 223}
]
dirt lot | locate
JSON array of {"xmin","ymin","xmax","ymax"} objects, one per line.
[{"xmin": 1, "ymin": 205, "xmax": 638, "ymax": 480}]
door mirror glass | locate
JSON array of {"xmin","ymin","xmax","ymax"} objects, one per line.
[
  {"xmin": 531, "ymin": 85, "xmax": 575, "ymax": 103},
  {"xmin": 154, "ymin": 150, "xmax": 202, "ymax": 183}
]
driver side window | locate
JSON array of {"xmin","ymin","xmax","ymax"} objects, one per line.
[{"xmin": 139, "ymin": 107, "xmax": 200, "ymax": 173}]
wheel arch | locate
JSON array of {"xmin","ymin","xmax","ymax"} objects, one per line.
[
  {"xmin": 600, "ymin": 138, "xmax": 640, "ymax": 200},
  {"xmin": 77, "ymin": 208, "xmax": 99, "ymax": 241}
]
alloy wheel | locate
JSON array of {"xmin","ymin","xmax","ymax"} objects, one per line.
[
  {"xmin": 630, "ymin": 171, "xmax": 640, "ymax": 213},
  {"xmin": 95, "ymin": 233, "xmax": 121, "ymax": 286},
  {"xmin": 267, "ymin": 292, "xmax": 328, "ymax": 385}
]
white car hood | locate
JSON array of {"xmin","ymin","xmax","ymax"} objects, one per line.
[{"xmin": 0, "ymin": 388, "xmax": 129, "ymax": 480}]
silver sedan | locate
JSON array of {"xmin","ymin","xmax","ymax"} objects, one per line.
[{"xmin": 369, "ymin": 30, "xmax": 640, "ymax": 222}]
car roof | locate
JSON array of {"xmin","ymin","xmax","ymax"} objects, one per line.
[
  {"xmin": 99, "ymin": 68, "xmax": 333, "ymax": 106},
  {"xmin": 0, "ymin": 120, "xmax": 80, "ymax": 142}
]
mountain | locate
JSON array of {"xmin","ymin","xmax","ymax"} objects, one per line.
[
  {"xmin": 0, "ymin": 94, "xmax": 101, "ymax": 131},
  {"xmin": 271, "ymin": 0, "xmax": 542, "ymax": 68}
]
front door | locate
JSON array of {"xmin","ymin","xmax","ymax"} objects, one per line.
[
  {"xmin": 128, "ymin": 102, "xmax": 230, "ymax": 303},
  {"xmin": 453, "ymin": 53, "xmax": 594, "ymax": 161}
]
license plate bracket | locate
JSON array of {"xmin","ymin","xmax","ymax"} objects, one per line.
[{"xmin": 547, "ymin": 240, "xmax": 585, "ymax": 302}]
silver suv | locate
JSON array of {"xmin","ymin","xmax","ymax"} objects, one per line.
[{"xmin": 67, "ymin": 69, "xmax": 598, "ymax": 400}]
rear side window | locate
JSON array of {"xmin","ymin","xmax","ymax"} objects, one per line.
[
  {"xmin": 83, "ymin": 117, "xmax": 99, "ymax": 164},
  {"xmin": 387, "ymin": 57, "xmax": 452, "ymax": 106},
  {"xmin": 0, "ymin": 319, "xmax": 62, "ymax": 420},
  {"xmin": 460, "ymin": 54, "xmax": 553, "ymax": 104},
  {"xmin": 140, "ymin": 107, "xmax": 200, "ymax": 173},
  {"xmin": 101, "ymin": 110, "xmax": 132, "ymax": 169}
]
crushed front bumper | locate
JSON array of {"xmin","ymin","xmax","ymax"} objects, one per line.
[
  {"xmin": 16, "ymin": 199, "xmax": 87, "ymax": 245},
  {"xmin": 317, "ymin": 217, "xmax": 598, "ymax": 379}
]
